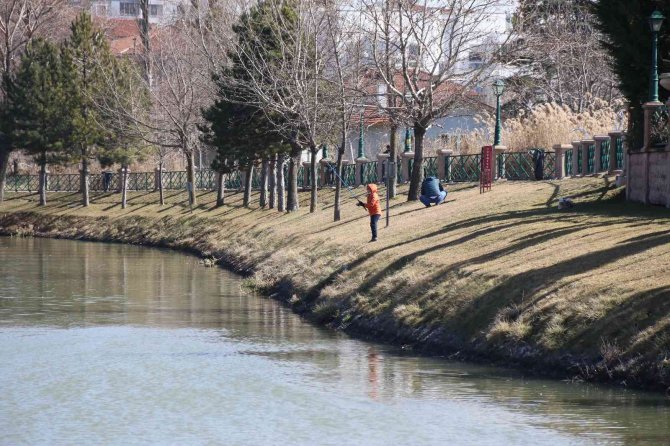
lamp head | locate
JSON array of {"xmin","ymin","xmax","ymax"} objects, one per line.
[
  {"xmin": 650, "ymin": 10, "xmax": 664, "ymax": 33},
  {"xmin": 492, "ymin": 79, "xmax": 505, "ymax": 97}
]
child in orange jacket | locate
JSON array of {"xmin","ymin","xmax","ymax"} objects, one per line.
[{"xmin": 357, "ymin": 183, "xmax": 382, "ymax": 242}]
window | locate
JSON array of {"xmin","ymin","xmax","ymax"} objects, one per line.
[
  {"xmin": 149, "ymin": 4, "xmax": 163, "ymax": 16},
  {"xmin": 120, "ymin": 1, "xmax": 139, "ymax": 16},
  {"xmin": 93, "ymin": 3, "xmax": 107, "ymax": 15},
  {"xmin": 468, "ymin": 51, "xmax": 483, "ymax": 70}
]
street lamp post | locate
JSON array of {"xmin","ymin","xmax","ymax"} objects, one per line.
[
  {"xmin": 650, "ymin": 10, "xmax": 665, "ymax": 103},
  {"xmin": 404, "ymin": 127, "xmax": 412, "ymax": 152},
  {"xmin": 493, "ymin": 79, "xmax": 505, "ymax": 146},
  {"xmin": 358, "ymin": 111, "xmax": 365, "ymax": 159}
]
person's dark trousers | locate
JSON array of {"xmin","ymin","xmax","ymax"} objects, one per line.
[{"xmin": 370, "ymin": 214, "xmax": 380, "ymax": 240}]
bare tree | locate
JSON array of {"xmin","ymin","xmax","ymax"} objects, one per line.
[
  {"xmin": 361, "ymin": 0, "xmax": 512, "ymax": 200},
  {"xmin": 322, "ymin": 0, "xmax": 365, "ymax": 221},
  {"xmin": 506, "ymin": 0, "xmax": 621, "ymax": 114},
  {"xmin": 100, "ymin": 22, "xmax": 214, "ymax": 208},
  {"xmin": 221, "ymin": 0, "xmax": 336, "ymax": 213}
]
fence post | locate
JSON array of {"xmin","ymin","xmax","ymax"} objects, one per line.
[
  {"xmin": 552, "ymin": 144, "xmax": 571, "ymax": 179},
  {"xmin": 319, "ymin": 158, "xmax": 332, "ymax": 187},
  {"xmin": 437, "ymin": 149, "xmax": 452, "ymax": 181},
  {"xmin": 594, "ymin": 135, "xmax": 608, "ymax": 172},
  {"xmin": 493, "ymin": 145, "xmax": 506, "ymax": 180},
  {"xmin": 377, "ymin": 153, "xmax": 389, "ymax": 184},
  {"xmin": 570, "ymin": 141, "xmax": 581, "ymax": 177},
  {"xmin": 400, "ymin": 151, "xmax": 414, "ymax": 183},
  {"xmin": 302, "ymin": 161, "xmax": 311, "ymax": 190}
]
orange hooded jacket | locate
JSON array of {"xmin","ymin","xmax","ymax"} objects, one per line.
[{"xmin": 363, "ymin": 184, "xmax": 382, "ymax": 216}]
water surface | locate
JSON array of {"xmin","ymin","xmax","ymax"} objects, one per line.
[{"xmin": 1, "ymin": 237, "xmax": 669, "ymax": 445}]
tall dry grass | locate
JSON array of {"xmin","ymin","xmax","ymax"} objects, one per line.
[{"xmin": 459, "ymin": 101, "xmax": 626, "ymax": 154}]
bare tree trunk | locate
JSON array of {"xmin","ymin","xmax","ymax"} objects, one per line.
[
  {"xmin": 389, "ymin": 124, "xmax": 398, "ymax": 198},
  {"xmin": 259, "ymin": 158, "xmax": 269, "ymax": 208},
  {"xmin": 38, "ymin": 154, "xmax": 47, "ymax": 206},
  {"xmin": 158, "ymin": 162, "xmax": 165, "ymax": 206},
  {"xmin": 216, "ymin": 170, "xmax": 225, "ymax": 207},
  {"xmin": 268, "ymin": 155, "xmax": 276, "ymax": 209},
  {"xmin": 407, "ymin": 124, "xmax": 426, "ymax": 201},
  {"xmin": 333, "ymin": 148, "xmax": 344, "ymax": 221},
  {"xmin": 287, "ymin": 149, "xmax": 300, "ymax": 212},
  {"xmin": 81, "ymin": 155, "xmax": 90, "ymax": 207},
  {"xmin": 243, "ymin": 163, "xmax": 253, "ymax": 208},
  {"xmin": 121, "ymin": 167, "xmax": 128, "ymax": 209},
  {"xmin": 185, "ymin": 151, "xmax": 197, "ymax": 206},
  {"xmin": 277, "ymin": 156, "xmax": 286, "ymax": 212},
  {"xmin": 0, "ymin": 149, "xmax": 9, "ymax": 204},
  {"xmin": 309, "ymin": 148, "xmax": 318, "ymax": 213}
]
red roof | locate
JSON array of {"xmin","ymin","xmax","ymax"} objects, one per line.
[{"xmin": 95, "ymin": 17, "xmax": 161, "ymax": 55}]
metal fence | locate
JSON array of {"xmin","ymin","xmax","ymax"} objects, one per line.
[
  {"xmin": 614, "ymin": 134, "xmax": 625, "ymax": 170},
  {"xmin": 587, "ymin": 143, "xmax": 596, "ymax": 174},
  {"xmin": 600, "ymin": 139, "xmax": 610, "ymax": 171},
  {"xmin": 423, "ymin": 156, "xmax": 438, "ymax": 178},
  {"xmin": 446, "ymin": 154, "xmax": 480, "ymax": 182},
  {"xmin": 361, "ymin": 161, "xmax": 377, "ymax": 184},
  {"xmin": 565, "ymin": 149, "xmax": 573, "ymax": 176},
  {"xmin": 5, "ymin": 151, "xmax": 564, "ymax": 193}
]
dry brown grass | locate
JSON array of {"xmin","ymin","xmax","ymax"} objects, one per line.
[
  {"xmin": 2, "ymin": 175, "xmax": 670, "ymax": 388},
  {"xmin": 459, "ymin": 102, "xmax": 624, "ymax": 153}
]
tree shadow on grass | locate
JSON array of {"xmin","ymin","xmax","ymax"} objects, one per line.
[{"xmin": 446, "ymin": 228, "xmax": 670, "ymax": 337}]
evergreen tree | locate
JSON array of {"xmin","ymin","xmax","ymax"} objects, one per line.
[
  {"xmin": 225, "ymin": 0, "xmax": 315, "ymax": 212},
  {"xmin": 201, "ymin": 78, "xmax": 288, "ymax": 208},
  {"xmin": 204, "ymin": 0, "xmax": 298, "ymax": 210},
  {"xmin": 9, "ymin": 39, "xmax": 74, "ymax": 206},
  {"xmin": 62, "ymin": 12, "xmax": 116, "ymax": 207},
  {"xmin": 593, "ymin": 0, "xmax": 670, "ymax": 149}
]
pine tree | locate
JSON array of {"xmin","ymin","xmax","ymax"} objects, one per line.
[
  {"xmin": 62, "ymin": 12, "xmax": 116, "ymax": 207},
  {"xmin": 9, "ymin": 39, "xmax": 74, "ymax": 206},
  {"xmin": 201, "ymin": 78, "xmax": 288, "ymax": 208},
  {"xmin": 593, "ymin": 0, "xmax": 670, "ymax": 149},
  {"xmin": 203, "ymin": 0, "xmax": 297, "ymax": 210}
]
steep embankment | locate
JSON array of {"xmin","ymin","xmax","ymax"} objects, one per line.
[{"xmin": 1, "ymin": 178, "xmax": 669, "ymax": 392}]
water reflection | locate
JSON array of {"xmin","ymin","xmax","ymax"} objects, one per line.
[{"xmin": 1, "ymin": 237, "xmax": 669, "ymax": 445}]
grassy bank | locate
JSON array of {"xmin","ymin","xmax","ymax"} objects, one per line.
[{"xmin": 1, "ymin": 177, "xmax": 669, "ymax": 392}]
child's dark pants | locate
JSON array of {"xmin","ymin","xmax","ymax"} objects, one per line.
[{"xmin": 370, "ymin": 214, "xmax": 380, "ymax": 240}]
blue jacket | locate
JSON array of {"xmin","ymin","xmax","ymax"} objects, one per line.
[{"xmin": 421, "ymin": 177, "xmax": 442, "ymax": 197}]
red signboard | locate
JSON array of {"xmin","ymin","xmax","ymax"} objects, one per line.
[{"xmin": 480, "ymin": 145, "xmax": 493, "ymax": 193}]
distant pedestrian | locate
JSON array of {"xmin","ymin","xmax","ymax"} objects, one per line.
[
  {"xmin": 419, "ymin": 176, "xmax": 447, "ymax": 207},
  {"xmin": 357, "ymin": 183, "xmax": 382, "ymax": 242}
]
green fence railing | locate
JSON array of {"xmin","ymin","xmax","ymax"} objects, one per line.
[
  {"xmin": 343, "ymin": 163, "xmax": 356, "ymax": 187},
  {"xmin": 361, "ymin": 161, "xmax": 377, "ymax": 184},
  {"xmin": 587, "ymin": 143, "xmax": 595, "ymax": 174},
  {"xmin": 504, "ymin": 152, "xmax": 534, "ymax": 180},
  {"xmin": 600, "ymin": 140, "xmax": 610, "ymax": 171},
  {"xmin": 565, "ymin": 149, "xmax": 573, "ymax": 176},
  {"xmin": 576, "ymin": 148, "xmax": 583, "ymax": 175},
  {"xmin": 423, "ymin": 157, "xmax": 438, "ymax": 178},
  {"xmin": 448, "ymin": 154, "xmax": 480, "ymax": 182},
  {"xmin": 543, "ymin": 152, "xmax": 556, "ymax": 179},
  {"xmin": 615, "ymin": 135, "xmax": 624, "ymax": 169}
]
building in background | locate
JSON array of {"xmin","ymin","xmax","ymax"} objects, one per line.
[{"xmin": 69, "ymin": 0, "xmax": 181, "ymax": 23}]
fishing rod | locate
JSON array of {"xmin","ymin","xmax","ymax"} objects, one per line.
[{"xmin": 325, "ymin": 161, "xmax": 364, "ymax": 204}]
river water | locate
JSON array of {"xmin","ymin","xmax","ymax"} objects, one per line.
[{"xmin": 1, "ymin": 237, "xmax": 669, "ymax": 445}]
